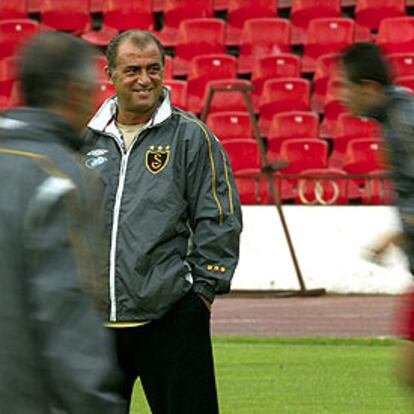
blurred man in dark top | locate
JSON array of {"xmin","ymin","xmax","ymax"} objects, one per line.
[{"xmin": 0, "ymin": 32, "xmax": 126, "ymax": 414}]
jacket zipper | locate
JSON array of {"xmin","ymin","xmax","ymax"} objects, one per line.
[{"xmin": 108, "ymin": 130, "xmax": 147, "ymax": 321}]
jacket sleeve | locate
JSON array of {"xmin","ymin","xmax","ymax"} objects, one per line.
[
  {"xmin": 22, "ymin": 175, "xmax": 126, "ymax": 414},
  {"xmin": 184, "ymin": 122, "xmax": 243, "ymax": 303}
]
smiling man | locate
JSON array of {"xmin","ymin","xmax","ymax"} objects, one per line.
[{"xmin": 83, "ymin": 30, "xmax": 242, "ymax": 413}]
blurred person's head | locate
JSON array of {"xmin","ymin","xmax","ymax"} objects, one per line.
[
  {"xmin": 105, "ymin": 30, "xmax": 165, "ymax": 124},
  {"xmin": 340, "ymin": 42, "xmax": 391, "ymax": 117},
  {"xmin": 19, "ymin": 32, "xmax": 97, "ymax": 130}
]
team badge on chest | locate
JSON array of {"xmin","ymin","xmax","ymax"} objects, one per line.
[{"xmin": 146, "ymin": 145, "xmax": 170, "ymax": 174}]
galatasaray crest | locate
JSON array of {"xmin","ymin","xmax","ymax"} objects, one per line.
[{"xmin": 146, "ymin": 145, "xmax": 170, "ymax": 174}]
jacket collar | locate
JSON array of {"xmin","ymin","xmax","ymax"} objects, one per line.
[
  {"xmin": 87, "ymin": 86, "xmax": 172, "ymax": 136},
  {"xmin": 0, "ymin": 107, "xmax": 83, "ymax": 151}
]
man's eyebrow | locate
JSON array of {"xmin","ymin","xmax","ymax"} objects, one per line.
[
  {"xmin": 123, "ymin": 63, "xmax": 161, "ymax": 70},
  {"xmin": 124, "ymin": 64, "xmax": 140, "ymax": 70}
]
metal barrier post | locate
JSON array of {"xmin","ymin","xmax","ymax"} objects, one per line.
[{"xmin": 201, "ymin": 84, "xmax": 326, "ymax": 297}]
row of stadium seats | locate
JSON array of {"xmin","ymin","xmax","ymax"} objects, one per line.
[
  {"xmin": 223, "ymin": 134, "xmax": 385, "ymax": 171},
  {"xmin": 3, "ymin": 51, "xmax": 412, "ymax": 140},
  {"xmin": 0, "ymin": 1, "xmax": 398, "ymax": 206},
  {"xmin": 3, "ymin": 15, "xmax": 414, "ymax": 76},
  {"xmin": 3, "ymin": 0, "xmax": 412, "ymax": 45},
  {"xmin": 207, "ymin": 111, "xmax": 381, "ymax": 160},
  {"xmin": 224, "ymin": 137, "xmax": 391, "ymax": 205}
]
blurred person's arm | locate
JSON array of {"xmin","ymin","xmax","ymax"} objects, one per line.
[
  {"xmin": 23, "ymin": 175, "xmax": 125, "ymax": 414},
  {"xmin": 366, "ymin": 231, "xmax": 405, "ymax": 264}
]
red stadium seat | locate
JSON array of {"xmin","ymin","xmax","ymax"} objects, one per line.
[
  {"xmin": 101, "ymin": 0, "xmax": 154, "ymax": 32},
  {"xmin": 201, "ymin": 78, "xmax": 252, "ymax": 114},
  {"xmin": 312, "ymin": 53, "xmax": 340, "ymax": 113},
  {"xmin": 388, "ymin": 53, "xmax": 414, "ymax": 79},
  {"xmin": 174, "ymin": 18, "xmax": 226, "ymax": 77},
  {"xmin": 226, "ymin": 0, "xmax": 277, "ymax": 46},
  {"xmin": 0, "ymin": 1, "xmax": 27, "ymax": 20},
  {"xmin": 28, "ymin": 0, "xmax": 42, "ymax": 13},
  {"xmin": 206, "ymin": 111, "xmax": 254, "ymax": 141},
  {"xmin": 342, "ymin": 138, "xmax": 385, "ymax": 173},
  {"xmin": 295, "ymin": 168, "xmax": 348, "ymax": 205},
  {"xmin": 238, "ymin": 18, "xmax": 291, "ymax": 75},
  {"xmin": 320, "ymin": 78, "xmax": 348, "ymax": 138},
  {"xmin": 290, "ymin": 0, "xmax": 341, "ymax": 45},
  {"xmin": 302, "ymin": 18, "xmax": 355, "ymax": 73},
  {"xmin": 0, "ymin": 19, "xmax": 40, "ymax": 60},
  {"xmin": 0, "ymin": 57, "xmax": 18, "ymax": 100},
  {"xmin": 163, "ymin": 80, "xmax": 188, "ymax": 110},
  {"xmin": 376, "ymin": 17, "xmax": 414, "ymax": 55},
  {"xmin": 234, "ymin": 175, "xmax": 271, "ymax": 204},
  {"xmin": 330, "ymin": 113, "xmax": 381, "ymax": 167},
  {"xmin": 187, "ymin": 54, "xmax": 237, "ymax": 113},
  {"xmin": 279, "ymin": 138, "xmax": 328, "ymax": 172},
  {"xmin": 40, "ymin": 0, "xmax": 91, "ymax": 32},
  {"xmin": 158, "ymin": 0, "xmax": 214, "ymax": 48},
  {"xmin": 279, "ymin": 0, "xmax": 293, "ymax": 7},
  {"xmin": 82, "ymin": 26, "xmax": 118, "ymax": 48},
  {"xmin": 251, "ymin": 54, "xmax": 301, "ymax": 110},
  {"xmin": 163, "ymin": 56, "xmax": 174, "ymax": 80},
  {"xmin": 342, "ymin": 138, "xmax": 386, "ymax": 200},
  {"xmin": 95, "ymin": 81, "xmax": 116, "ymax": 110},
  {"xmin": 355, "ymin": 0, "xmax": 406, "ymax": 32},
  {"xmin": 267, "ymin": 111, "xmax": 319, "ymax": 155},
  {"xmin": 222, "ymin": 139, "xmax": 268, "ymax": 204},
  {"xmin": 214, "ymin": 0, "xmax": 229, "ymax": 11},
  {"xmin": 84, "ymin": 0, "xmax": 153, "ymax": 46},
  {"xmin": 222, "ymin": 139, "xmax": 262, "ymax": 172},
  {"xmin": 90, "ymin": 0, "xmax": 103, "ymax": 13},
  {"xmin": 258, "ymin": 78, "xmax": 310, "ymax": 136},
  {"xmin": 153, "ymin": 0, "xmax": 165, "ymax": 12},
  {"xmin": 277, "ymin": 138, "xmax": 329, "ymax": 200}
]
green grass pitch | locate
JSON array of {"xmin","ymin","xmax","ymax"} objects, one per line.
[{"xmin": 130, "ymin": 337, "xmax": 413, "ymax": 414}]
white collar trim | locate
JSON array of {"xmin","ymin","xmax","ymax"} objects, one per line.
[{"xmin": 87, "ymin": 86, "xmax": 172, "ymax": 134}]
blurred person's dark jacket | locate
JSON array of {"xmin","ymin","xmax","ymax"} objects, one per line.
[
  {"xmin": 0, "ymin": 107, "xmax": 125, "ymax": 414},
  {"xmin": 368, "ymin": 86, "xmax": 414, "ymax": 274}
]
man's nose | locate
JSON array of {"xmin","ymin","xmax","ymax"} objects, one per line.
[{"xmin": 137, "ymin": 70, "xmax": 151, "ymax": 86}]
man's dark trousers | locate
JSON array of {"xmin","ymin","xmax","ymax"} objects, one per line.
[{"xmin": 113, "ymin": 290, "xmax": 219, "ymax": 414}]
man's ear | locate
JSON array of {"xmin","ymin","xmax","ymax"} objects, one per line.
[{"xmin": 105, "ymin": 66, "xmax": 114, "ymax": 84}]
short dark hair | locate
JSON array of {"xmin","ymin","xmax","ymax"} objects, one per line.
[
  {"xmin": 106, "ymin": 30, "xmax": 166, "ymax": 72},
  {"xmin": 341, "ymin": 42, "xmax": 391, "ymax": 86},
  {"xmin": 19, "ymin": 32, "xmax": 95, "ymax": 108}
]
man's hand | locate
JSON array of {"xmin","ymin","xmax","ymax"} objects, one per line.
[
  {"xmin": 197, "ymin": 293, "xmax": 212, "ymax": 312},
  {"xmin": 366, "ymin": 231, "xmax": 405, "ymax": 265}
]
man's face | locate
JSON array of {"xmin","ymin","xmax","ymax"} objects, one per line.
[
  {"xmin": 340, "ymin": 68, "xmax": 383, "ymax": 118},
  {"xmin": 340, "ymin": 74, "xmax": 367, "ymax": 117},
  {"xmin": 108, "ymin": 40, "xmax": 164, "ymax": 119}
]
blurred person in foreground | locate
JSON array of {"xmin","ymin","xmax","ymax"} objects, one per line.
[
  {"xmin": 83, "ymin": 30, "xmax": 242, "ymax": 413},
  {"xmin": 340, "ymin": 42, "xmax": 414, "ymax": 391},
  {"xmin": 0, "ymin": 32, "xmax": 126, "ymax": 413}
]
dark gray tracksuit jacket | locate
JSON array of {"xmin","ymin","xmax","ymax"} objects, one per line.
[
  {"xmin": 370, "ymin": 86, "xmax": 414, "ymax": 273},
  {"xmin": 82, "ymin": 88, "xmax": 243, "ymax": 322},
  {"xmin": 0, "ymin": 108, "xmax": 125, "ymax": 414}
]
